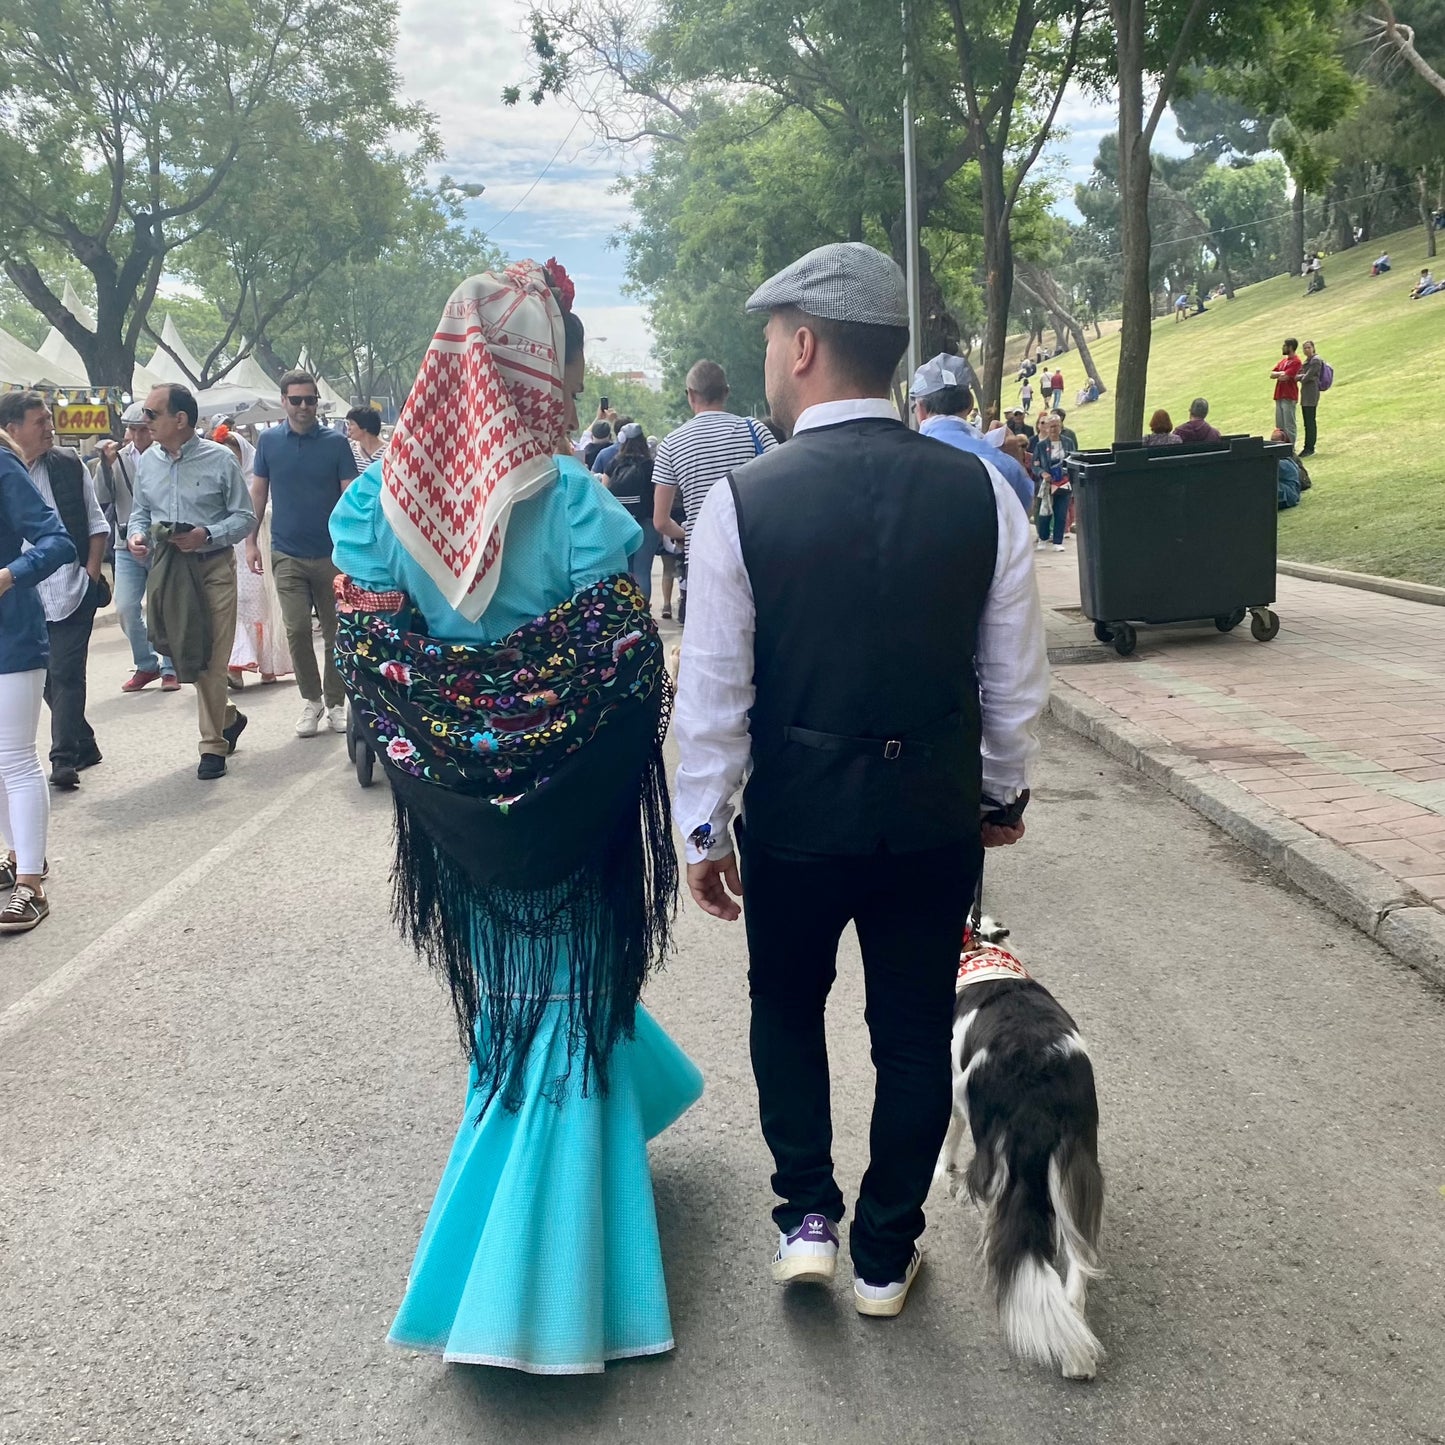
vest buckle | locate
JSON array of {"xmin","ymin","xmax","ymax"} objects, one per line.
[{"xmin": 883, "ymin": 739, "xmax": 902, "ymax": 760}]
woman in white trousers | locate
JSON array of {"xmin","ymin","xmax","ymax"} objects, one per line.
[{"xmin": 1, "ymin": 422, "xmax": 78, "ymax": 934}]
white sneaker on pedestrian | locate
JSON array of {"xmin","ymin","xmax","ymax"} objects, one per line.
[
  {"xmin": 327, "ymin": 704, "xmax": 347, "ymax": 734},
  {"xmin": 295, "ymin": 699, "xmax": 324, "ymax": 738},
  {"xmin": 1053, "ymin": 543, "xmax": 1066, "ymax": 551},
  {"xmin": 854, "ymin": 1246, "xmax": 923, "ymax": 1318},
  {"xmin": 772, "ymin": 1214, "xmax": 839, "ymax": 1285},
  {"xmin": 1035, "ymin": 539, "xmax": 1048, "ymax": 551}
]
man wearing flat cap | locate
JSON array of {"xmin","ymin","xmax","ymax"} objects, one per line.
[
  {"xmin": 909, "ymin": 354, "xmax": 1034, "ymax": 514},
  {"xmin": 674, "ymin": 242, "xmax": 1049, "ymax": 1317}
]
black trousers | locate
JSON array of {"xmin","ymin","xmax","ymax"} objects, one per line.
[
  {"xmin": 1301, "ymin": 404, "xmax": 1318, "ymax": 453},
  {"xmin": 45, "ymin": 590, "xmax": 99, "ymax": 769},
  {"xmin": 739, "ymin": 830, "xmax": 983, "ymax": 1285}
]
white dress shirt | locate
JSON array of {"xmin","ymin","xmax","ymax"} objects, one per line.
[
  {"xmin": 28, "ymin": 455, "xmax": 108, "ymax": 623},
  {"xmin": 673, "ymin": 397, "xmax": 1050, "ymax": 863}
]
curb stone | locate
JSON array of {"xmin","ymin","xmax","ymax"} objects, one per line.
[
  {"xmin": 1047, "ymin": 682, "xmax": 1445, "ymax": 992},
  {"xmin": 1275, "ymin": 559, "xmax": 1445, "ymax": 607}
]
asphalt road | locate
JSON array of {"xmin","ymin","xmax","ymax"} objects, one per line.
[{"xmin": 3, "ymin": 620, "xmax": 1444, "ymax": 1445}]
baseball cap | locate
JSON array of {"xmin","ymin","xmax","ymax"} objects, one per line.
[{"xmin": 908, "ymin": 354, "xmax": 970, "ymax": 400}]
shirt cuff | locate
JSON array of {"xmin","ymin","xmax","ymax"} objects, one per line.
[{"xmin": 684, "ymin": 810, "xmax": 735, "ymax": 865}]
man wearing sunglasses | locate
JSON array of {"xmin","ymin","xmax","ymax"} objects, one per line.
[
  {"xmin": 248, "ymin": 370, "xmax": 358, "ymax": 739},
  {"xmin": 127, "ymin": 385, "xmax": 256, "ymax": 780}
]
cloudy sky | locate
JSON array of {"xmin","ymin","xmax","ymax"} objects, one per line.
[{"xmin": 394, "ymin": 1, "xmax": 1187, "ymax": 371}]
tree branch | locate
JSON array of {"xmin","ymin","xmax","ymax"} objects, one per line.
[{"xmin": 1144, "ymin": 0, "xmax": 1209, "ymax": 145}]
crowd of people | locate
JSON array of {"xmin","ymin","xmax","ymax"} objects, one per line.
[
  {"xmin": 0, "ymin": 371, "xmax": 388, "ymax": 931},
  {"xmin": 3, "ymin": 244, "xmax": 1055, "ymax": 1371}
]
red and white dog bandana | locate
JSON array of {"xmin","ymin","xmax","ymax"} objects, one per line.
[{"xmin": 957, "ymin": 942, "xmax": 1032, "ymax": 988}]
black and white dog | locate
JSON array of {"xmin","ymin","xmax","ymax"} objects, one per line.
[{"xmin": 936, "ymin": 914, "xmax": 1105, "ymax": 1379}]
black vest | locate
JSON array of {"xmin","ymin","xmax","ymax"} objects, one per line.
[
  {"xmin": 730, "ymin": 418, "xmax": 999, "ymax": 856},
  {"xmin": 45, "ymin": 450, "xmax": 89, "ymax": 558}
]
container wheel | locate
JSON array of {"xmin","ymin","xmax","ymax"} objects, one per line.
[
  {"xmin": 1215, "ymin": 608, "xmax": 1247, "ymax": 633},
  {"xmin": 1093, "ymin": 621, "xmax": 1114, "ymax": 644},
  {"xmin": 1250, "ymin": 608, "xmax": 1280, "ymax": 642},
  {"xmin": 1111, "ymin": 622, "xmax": 1138, "ymax": 657},
  {"xmin": 345, "ymin": 710, "xmax": 358, "ymax": 763},
  {"xmin": 356, "ymin": 739, "xmax": 376, "ymax": 788}
]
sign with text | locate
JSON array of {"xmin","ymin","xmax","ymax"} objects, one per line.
[{"xmin": 53, "ymin": 404, "xmax": 112, "ymax": 436}]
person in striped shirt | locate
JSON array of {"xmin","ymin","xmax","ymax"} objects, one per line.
[{"xmin": 651, "ymin": 360, "xmax": 778, "ymax": 622}]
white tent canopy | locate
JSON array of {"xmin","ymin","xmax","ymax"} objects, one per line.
[
  {"xmin": 37, "ymin": 281, "xmax": 164, "ymax": 395},
  {"xmin": 297, "ymin": 348, "xmax": 351, "ymax": 413},
  {"xmin": 193, "ymin": 384, "xmax": 287, "ymax": 425},
  {"xmin": 226, "ymin": 340, "xmax": 277, "ymax": 393},
  {"xmin": 0, "ymin": 326, "xmax": 88, "ymax": 389},
  {"xmin": 146, "ymin": 315, "xmax": 207, "ymax": 386}
]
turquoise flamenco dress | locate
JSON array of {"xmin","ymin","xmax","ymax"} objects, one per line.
[{"xmin": 332, "ymin": 457, "xmax": 703, "ymax": 1375}]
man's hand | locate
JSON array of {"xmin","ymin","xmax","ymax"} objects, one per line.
[
  {"xmin": 97, "ymin": 439, "xmax": 119, "ymax": 466},
  {"xmin": 687, "ymin": 855, "xmax": 743, "ymax": 921},
  {"xmin": 127, "ymin": 534, "xmax": 149, "ymax": 560},
  {"xmin": 245, "ymin": 537, "xmax": 264, "ymax": 575},
  {"xmin": 170, "ymin": 526, "xmax": 210, "ymax": 553},
  {"xmin": 0, "ymin": 566, "xmax": 13, "ymax": 601},
  {"xmin": 982, "ymin": 821, "xmax": 1025, "ymax": 848}
]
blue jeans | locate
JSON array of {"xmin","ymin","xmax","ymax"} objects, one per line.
[
  {"xmin": 114, "ymin": 547, "xmax": 171, "ymax": 674},
  {"xmin": 628, "ymin": 521, "xmax": 660, "ymax": 605},
  {"xmin": 1037, "ymin": 488, "xmax": 1071, "ymax": 545}
]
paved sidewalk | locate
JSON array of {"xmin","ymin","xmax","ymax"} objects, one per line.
[{"xmin": 1034, "ymin": 546, "xmax": 1445, "ymax": 966}]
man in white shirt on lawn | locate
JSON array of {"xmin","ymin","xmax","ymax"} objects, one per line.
[{"xmin": 673, "ymin": 242, "xmax": 1049, "ymax": 1321}]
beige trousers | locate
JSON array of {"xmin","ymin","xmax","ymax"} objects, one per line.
[
  {"xmin": 271, "ymin": 553, "xmax": 343, "ymax": 707},
  {"xmin": 195, "ymin": 551, "xmax": 239, "ymax": 758}
]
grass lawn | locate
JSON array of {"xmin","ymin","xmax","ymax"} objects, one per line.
[{"xmin": 1053, "ymin": 225, "xmax": 1445, "ymax": 586}]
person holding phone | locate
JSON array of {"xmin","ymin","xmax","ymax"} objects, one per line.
[{"xmin": 128, "ymin": 385, "xmax": 255, "ymax": 780}]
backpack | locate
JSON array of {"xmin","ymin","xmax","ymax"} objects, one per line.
[{"xmin": 1317, "ymin": 361, "xmax": 1334, "ymax": 392}]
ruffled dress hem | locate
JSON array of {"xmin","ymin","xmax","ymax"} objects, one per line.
[{"xmin": 386, "ymin": 1336, "xmax": 675, "ymax": 1375}]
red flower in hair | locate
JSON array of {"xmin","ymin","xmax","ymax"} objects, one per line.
[{"xmin": 544, "ymin": 258, "xmax": 575, "ymax": 314}]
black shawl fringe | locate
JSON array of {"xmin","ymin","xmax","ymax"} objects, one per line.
[{"xmin": 390, "ymin": 729, "xmax": 678, "ymax": 1117}]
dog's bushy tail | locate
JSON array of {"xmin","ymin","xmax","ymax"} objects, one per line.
[{"xmin": 970, "ymin": 1119, "xmax": 1105, "ymax": 1378}]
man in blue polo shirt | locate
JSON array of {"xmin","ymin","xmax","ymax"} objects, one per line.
[
  {"xmin": 248, "ymin": 369, "xmax": 357, "ymax": 737},
  {"xmin": 908, "ymin": 355, "xmax": 1035, "ymax": 514}
]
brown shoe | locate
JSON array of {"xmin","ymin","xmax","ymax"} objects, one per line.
[{"xmin": 0, "ymin": 884, "xmax": 49, "ymax": 934}]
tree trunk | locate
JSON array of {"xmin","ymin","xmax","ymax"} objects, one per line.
[
  {"xmin": 1332, "ymin": 178, "xmax": 1354, "ymax": 252},
  {"xmin": 1420, "ymin": 169, "xmax": 1438, "ymax": 260},
  {"xmin": 1112, "ymin": 0, "xmax": 1152, "ymax": 442},
  {"xmin": 975, "ymin": 147, "xmax": 1013, "ymax": 425},
  {"xmin": 1219, "ymin": 253, "xmax": 1236, "ymax": 300},
  {"xmin": 1016, "ymin": 264, "xmax": 1102, "ymax": 396},
  {"xmin": 1288, "ymin": 183, "xmax": 1305, "ymax": 277}
]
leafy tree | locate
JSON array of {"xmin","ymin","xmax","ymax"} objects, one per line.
[
  {"xmin": 1101, "ymin": 0, "xmax": 1345, "ymax": 440},
  {"xmin": 0, "ymin": 0, "xmax": 432, "ymax": 386}
]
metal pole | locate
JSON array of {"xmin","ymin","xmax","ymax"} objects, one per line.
[{"xmin": 901, "ymin": 0, "xmax": 923, "ymax": 415}]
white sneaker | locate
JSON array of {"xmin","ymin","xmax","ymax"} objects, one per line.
[
  {"xmin": 1053, "ymin": 543, "xmax": 1066, "ymax": 551},
  {"xmin": 295, "ymin": 699, "xmax": 324, "ymax": 738},
  {"xmin": 772, "ymin": 1214, "xmax": 839, "ymax": 1285},
  {"xmin": 1035, "ymin": 539, "xmax": 1048, "ymax": 550},
  {"xmin": 854, "ymin": 1246, "xmax": 923, "ymax": 1318},
  {"xmin": 327, "ymin": 704, "xmax": 347, "ymax": 734}
]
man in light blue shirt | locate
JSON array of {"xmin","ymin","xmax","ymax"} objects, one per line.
[
  {"xmin": 908, "ymin": 355, "xmax": 1034, "ymax": 514},
  {"xmin": 128, "ymin": 384, "xmax": 255, "ymax": 780}
]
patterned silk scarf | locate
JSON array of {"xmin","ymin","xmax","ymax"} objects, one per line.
[
  {"xmin": 380, "ymin": 262, "xmax": 570, "ymax": 622},
  {"xmin": 336, "ymin": 572, "xmax": 677, "ymax": 1113}
]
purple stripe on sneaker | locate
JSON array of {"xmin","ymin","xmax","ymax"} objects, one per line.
[{"xmin": 787, "ymin": 1214, "xmax": 839, "ymax": 1247}]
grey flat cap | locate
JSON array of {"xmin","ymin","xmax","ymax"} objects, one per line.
[
  {"xmin": 120, "ymin": 401, "xmax": 147, "ymax": 426},
  {"xmin": 909, "ymin": 353, "xmax": 970, "ymax": 399},
  {"xmin": 746, "ymin": 242, "xmax": 908, "ymax": 327}
]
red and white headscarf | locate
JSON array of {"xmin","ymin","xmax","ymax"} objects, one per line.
[{"xmin": 381, "ymin": 261, "xmax": 570, "ymax": 621}]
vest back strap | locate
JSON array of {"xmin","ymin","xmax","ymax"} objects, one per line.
[{"xmin": 782, "ymin": 712, "xmax": 964, "ymax": 762}]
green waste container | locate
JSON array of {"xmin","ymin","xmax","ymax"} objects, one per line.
[{"xmin": 1068, "ymin": 436, "xmax": 1286, "ymax": 656}]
